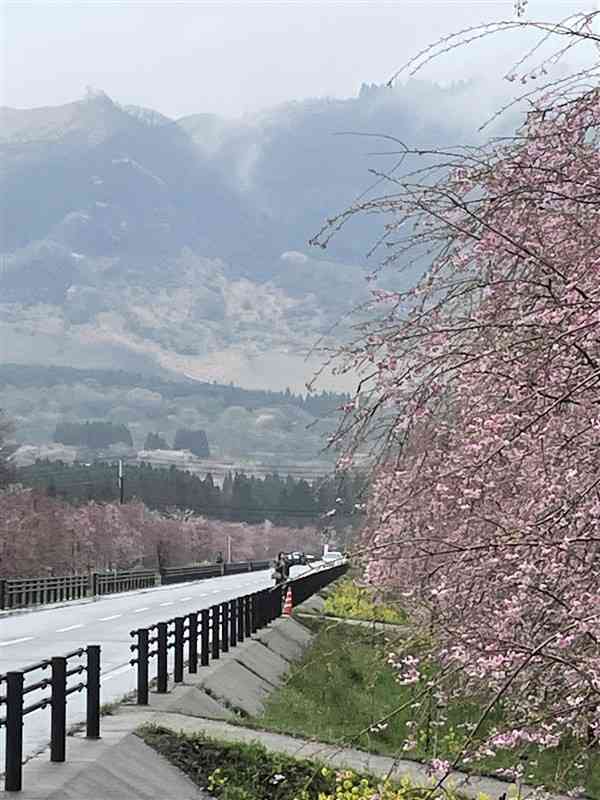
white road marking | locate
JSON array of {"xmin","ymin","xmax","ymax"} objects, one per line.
[
  {"xmin": 0, "ymin": 636, "xmax": 34, "ymax": 647},
  {"xmin": 98, "ymin": 614, "xmax": 121, "ymax": 621},
  {"xmin": 101, "ymin": 664, "xmax": 131, "ymax": 683},
  {"xmin": 56, "ymin": 624, "xmax": 84, "ymax": 633},
  {"xmin": 179, "ymin": 596, "xmax": 192, "ymax": 602},
  {"xmin": 159, "ymin": 601, "xmax": 173, "ymax": 607},
  {"xmin": 133, "ymin": 607, "xmax": 149, "ymax": 613}
]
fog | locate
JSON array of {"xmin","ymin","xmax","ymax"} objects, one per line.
[{"xmin": 2, "ymin": 1, "xmax": 597, "ymax": 119}]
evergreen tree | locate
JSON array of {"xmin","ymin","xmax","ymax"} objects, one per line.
[
  {"xmin": 144, "ymin": 432, "xmax": 169, "ymax": 450},
  {"xmin": 173, "ymin": 428, "xmax": 210, "ymax": 457}
]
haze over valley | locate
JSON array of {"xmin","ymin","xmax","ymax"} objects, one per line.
[{"xmin": 0, "ymin": 76, "xmax": 515, "ymax": 464}]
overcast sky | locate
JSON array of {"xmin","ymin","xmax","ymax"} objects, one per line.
[{"xmin": 2, "ymin": 1, "xmax": 598, "ymax": 119}]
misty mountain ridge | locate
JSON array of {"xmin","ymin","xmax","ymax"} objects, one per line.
[{"xmin": 0, "ymin": 78, "xmax": 518, "ymax": 391}]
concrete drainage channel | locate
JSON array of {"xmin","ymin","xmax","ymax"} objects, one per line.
[{"xmin": 133, "ymin": 615, "xmax": 313, "ymax": 721}]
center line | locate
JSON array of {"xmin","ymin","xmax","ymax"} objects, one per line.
[
  {"xmin": 0, "ymin": 636, "xmax": 34, "ymax": 647},
  {"xmin": 133, "ymin": 607, "xmax": 149, "ymax": 613},
  {"xmin": 98, "ymin": 614, "xmax": 121, "ymax": 621},
  {"xmin": 56, "ymin": 624, "xmax": 84, "ymax": 633},
  {"xmin": 159, "ymin": 601, "xmax": 173, "ymax": 607}
]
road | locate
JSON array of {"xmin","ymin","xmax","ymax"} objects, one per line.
[{"xmin": 0, "ymin": 563, "xmax": 318, "ymax": 766}]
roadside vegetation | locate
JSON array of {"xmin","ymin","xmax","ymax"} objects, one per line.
[
  {"xmin": 253, "ymin": 621, "xmax": 599, "ymax": 797},
  {"xmin": 139, "ymin": 725, "xmax": 468, "ymax": 800},
  {"xmin": 321, "ymin": 577, "xmax": 406, "ymax": 624}
]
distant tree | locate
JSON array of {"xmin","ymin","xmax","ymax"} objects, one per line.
[
  {"xmin": 54, "ymin": 421, "xmax": 133, "ymax": 449},
  {"xmin": 173, "ymin": 428, "xmax": 210, "ymax": 458},
  {"xmin": 144, "ymin": 432, "xmax": 169, "ymax": 450}
]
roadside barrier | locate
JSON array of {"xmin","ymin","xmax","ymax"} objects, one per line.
[
  {"xmin": 0, "ymin": 560, "xmax": 272, "ymax": 610},
  {"xmin": 129, "ymin": 562, "xmax": 347, "ymax": 702},
  {"xmin": 0, "ymin": 560, "xmax": 347, "ymax": 791},
  {"xmin": 0, "ymin": 571, "xmax": 156, "ymax": 611},
  {"xmin": 0, "ymin": 646, "xmax": 101, "ymax": 791}
]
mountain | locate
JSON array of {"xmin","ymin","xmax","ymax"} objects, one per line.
[
  {"xmin": 0, "ymin": 90, "xmax": 265, "ymax": 264},
  {"xmin": 0, "ymin": 79, "xmax": 518, "ymax": 393}
]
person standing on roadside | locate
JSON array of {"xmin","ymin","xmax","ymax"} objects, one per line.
[{"xmin": 272, "ymin": 552, "xmax": 288, "ymax": 586}]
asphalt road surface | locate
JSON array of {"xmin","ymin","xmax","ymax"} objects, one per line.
[{"xmin": 0, "ymin": 562, "xmax": 321, "ymax": 766}]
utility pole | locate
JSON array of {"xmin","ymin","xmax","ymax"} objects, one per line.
[
  {"xmin": 227, "ymin": 535, "xmax": 232, "ymax": 563},
  {"xmin": 118, "ymin": 460, "xmax": 124, "ymax": 505}
]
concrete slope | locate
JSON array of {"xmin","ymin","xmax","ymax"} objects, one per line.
[
  {"xmin": 7, "ymin": 720, "xmax": 211, "ymax": 800},
  {"xmin": 0, "ymin": 618, "xmax": 571, "ymax": 800},
  {"xmin": 0, "ymin": 564, "xmax": 315, "ymax": 760}
]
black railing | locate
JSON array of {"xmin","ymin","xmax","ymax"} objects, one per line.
[
  {"xmin": 0, "ymin": 560, "xmax": 273, "ymax": 609},
  {"xmin": 159, "ymin": 564, "xmax": 222, "ymax": 585},
  {"xmin": 129, "ymin": 563, "xmax": 347, "ymax": 702},
  {"xmin": 0, "ymin": 571, "xmax": 155, "ymax": 611},
  {"xmin": 0, "ymin": 574, "xmax": 92, "ymax": 611},
  {"xmin": 0, "ymin": 561, "xmax": 347, "ymax": 792},
  {"xmin": 95, "ymin": 569, "xmax": 156, "ymax": 596},
  {"xmin": 0, "ymin": 645, "xmax": 101, "ymax": 791}
]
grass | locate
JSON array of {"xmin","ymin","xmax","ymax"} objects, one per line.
[
  {"xmin": 138, "ymin": 724, "xmax": 465, "ymax": 800},
  {"xmin": 251, "ymin": 619, "xmax": 600, "ymax": 798}
]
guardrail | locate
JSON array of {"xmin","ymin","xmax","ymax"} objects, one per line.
[
  {"xmin": 0, "ymin": 560, "xmax": 273, "ymax": 609},
  {"xmin": 0, "ymin": 646, "xmax": 101, "ymax": 791},
  {"xmin": 0, "ymin": 571, "xmax": 156, "ymax": 611},
  {"xmin": 129, "ymin": 562, "xmax": 347, "ymax": 702},
  {"xmin": 224, "ymin": 560, "xmax": 270, "ymax": 576},
  {"xmin": 95, "ymin": 569, "xmax": 156, "ymax": 596},
  {"xmin": 0, "ymin": 561, "xmax": 347, "ymax": 791},
  {"xmin": 0, "ymin": 574, "xmax": 92, "ymax": 611}
]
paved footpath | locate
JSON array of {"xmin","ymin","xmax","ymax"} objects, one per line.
[
  {"xmin": 4, "ymin": 707, "xmax": 572, "ymax": 800},
  {"xmin": 0, "ymin": 618, "xmax": 572, "ymax": 800}
]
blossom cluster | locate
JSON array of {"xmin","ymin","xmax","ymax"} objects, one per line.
[{"xmin": 321, "ymin": 14, "xmax": 600, "ymax": 779}]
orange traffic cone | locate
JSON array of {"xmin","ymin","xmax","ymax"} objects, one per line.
[{"xmin": 282, "ymin": 587, "xmax": 293, "ymax": 616}]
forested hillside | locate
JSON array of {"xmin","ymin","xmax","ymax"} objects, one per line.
[{"xmin": 0, "ymin": 81, "xmax": 516, "ymax": 392}]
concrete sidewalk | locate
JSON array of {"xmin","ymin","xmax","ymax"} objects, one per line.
[{"xmin": 5, "ymin": 706, "xmax": 571, "ymax": 800}]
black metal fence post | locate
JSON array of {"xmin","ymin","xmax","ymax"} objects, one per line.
[
  {"xmin": 50, "ymin": 656, "xmax": 67, "ymax": 762},
  {"xmin": 245, "ymin": 594, "xmax": 252, "ymax": 636},
  {"xmin": 237, "ymin": 597, "xmax": 244, "ymax": 643},
  {"xmin": 86, "ymin": 645, "xmax": 101, "ymax": 739},
  {"xmin": 256, "ymin": 591, "xmax": 264, "ymax": 629},
  {"xmin": 251, "ymin": 592, "xmax": 259, "ymax": 633},
  {"xmin": 220, "ymin": 602, "xmax": 229, "ymax": 652},
  {"xmin": 5, "ymin": 671, "xmax": 24, "ymax": 791},
  {"xmin": 156, "ymin": 622, "xmax": 168, "ymax": 693},
  {"xmin": 201, "ymin": 608, "xmax": 210, "ymax": 666},
  {"xmin": 211, "ymin": 605, "xmax": 220, "ymax": 659},
  {"xmin": 188, "ymin": 612, "xmax": 198, "ymax": 673},
  {"xmin": 174, "ymin": 617, "xmax": 184, "ymax": 683},
  {"xmin": 136, "ymin": 629, "xmax": 149, "ymax": 705},
  {"xmin": 229, "ymin": 599, "xmax": 237, "ymax": 648}
]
